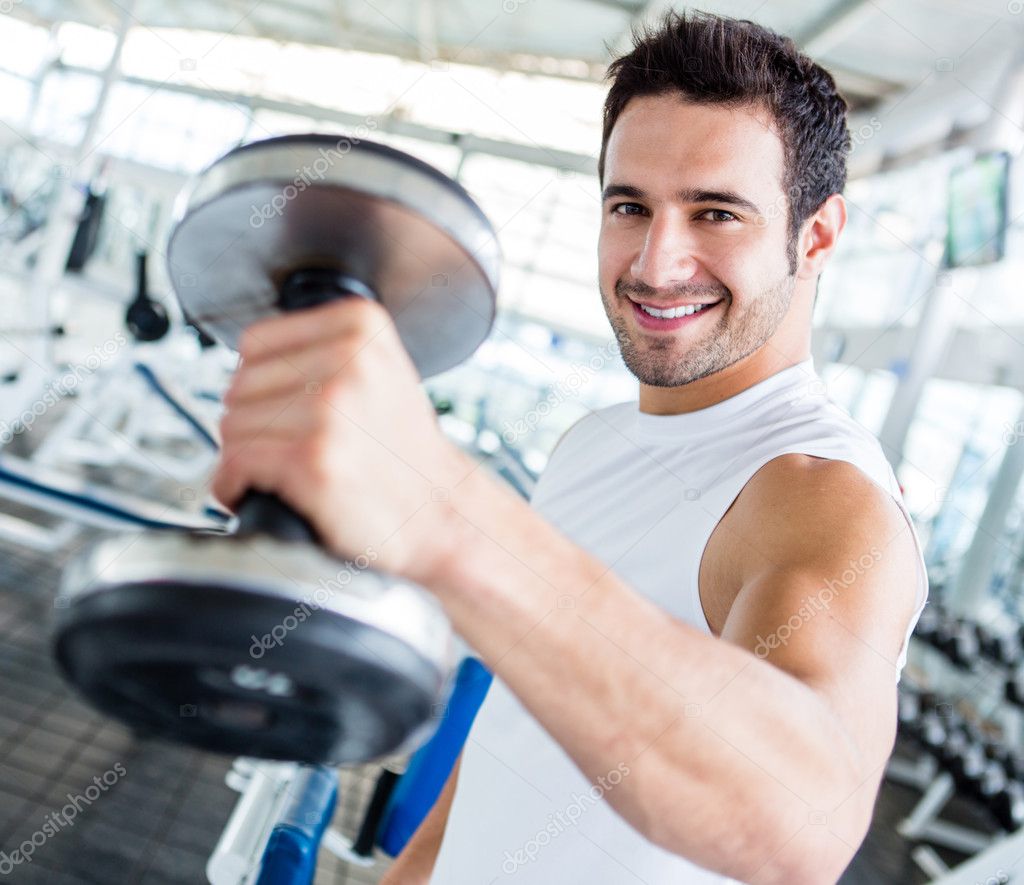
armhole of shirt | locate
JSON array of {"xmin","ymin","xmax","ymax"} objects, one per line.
[
  {"xmin": 547, "ymin": 410, "xmax": 597, "ymax": 462},
  {"xmin": 527, "ymin": 410, "xmax": 598, "ymax": 508}
]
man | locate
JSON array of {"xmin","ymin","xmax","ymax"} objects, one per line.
[{"xmin": 212, "ymin": 11, "xmax": 928, "ymax": 885}]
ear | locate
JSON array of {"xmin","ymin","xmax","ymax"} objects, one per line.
[{"xmin": 796, "ymin": 194, "xmax": 846, "ymax": 281}]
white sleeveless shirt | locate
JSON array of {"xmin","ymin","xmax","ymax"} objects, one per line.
[{"xmin": 430, "ymin": 358, "xmax": 929, "ymax": 884}]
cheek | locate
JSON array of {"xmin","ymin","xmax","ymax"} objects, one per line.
[
  {"xmin": 704, "ymin": 233, "xmax": 781, "ymax": 301},
  {"xmin": 597, "ymin": 231, "xmax": 625, "ymax": 287}
]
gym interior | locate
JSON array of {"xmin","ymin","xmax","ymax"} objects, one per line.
[{"xmin": 0, "ymin": 1, "xmax": 1022, "ymax": 883}]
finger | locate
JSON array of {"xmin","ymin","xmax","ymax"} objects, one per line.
[
  {"xmin": 226, "ymin": 339, "xmax": 358, "ymax": 406},
  {"xmin": 227, "ymin": 349, "xmax": 321, "ymax": 406},
  {"xmin": 209, "ymin": 437, "xmax": 296, "ymax": 510},
  {"xmin": 220, "ymin": 390, "xmax": 328, "ymax": 443},
  {"xmin": 238, "ymin": 299, "xmax": 390, "ymax": 363}
]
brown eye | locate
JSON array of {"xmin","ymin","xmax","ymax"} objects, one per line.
[
  {"xmin": 612, "ymin": 203, "xmax": 644, "ymax": 216},
  {"xmin": 703, "ymin": 209, "xmax": 738, "ymax": 223}
]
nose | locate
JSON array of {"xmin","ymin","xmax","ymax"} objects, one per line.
[{"xmin": 630, "ymin": 212, "xmax": 700, "ymax": 291}]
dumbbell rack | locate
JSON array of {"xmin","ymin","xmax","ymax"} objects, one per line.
[
  {"xmin": 890, "ymin": 599, "xmax": 1024, "ymax": 881},
  {"xmin": 928, "ymin": 827, "xmax": 1020, "ymax": 883}
]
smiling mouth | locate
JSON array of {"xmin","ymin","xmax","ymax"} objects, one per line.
[
  {"xmin": 633, "ymin": 299, "xmax": 722, "ymax": 319},
  {"xmin": 626, "ymin": 297, "xmax": 724, "ymax": 330}
]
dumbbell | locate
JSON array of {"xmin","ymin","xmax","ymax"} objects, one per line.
[
  {"xmin": 935, "ymin": 617, "xmax": 981, "ymax": 669},
  {"xmin": 897, "ymin": 688, "xmax": 922, "ymax": 738},
  {"xmin": 939, "ymin": 725, "xmax": 974, "ymax": 772},
  {"xmin": 52, "ymin": 134, "xmax": 501, "ymax": 765},
  {"xmin": 948, "ymin": 735, "xmax": 983, "ymax": 792},
  {"xmin": 918, "ymin": 706, "xmax": 962, "ymax": 759},
  {"xmin": 1005, "ymin": 669, "xmax": 1024, "ymax": 708},
  {"xmin": 988, "ymin": 779, "xmax": 1024, "ymax": 832},
  {"xmin": 949, "ymin": 733, "xmax": 1024, "ymax": 831},
  {"xmin": 896, "ymin": 687, "xmax": 941, "ymax": 743},
  {"xmin": 977, "ymin": 755, "xmax": 1008, "ymax": 802},
  {"xmin": 1000, "ymin": 749, "xmax": 1024, "ymax": 783},
  {"xmin": 977, "ymin": 623, "xmax": 1022, "ymax": 667}
]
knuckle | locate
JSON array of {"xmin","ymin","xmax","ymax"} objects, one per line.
[
  {"xmin": 219, "ymin": 408, "xmax": 243, "ymax": 439},
  {"xmin": 326, "ymin": 342, "xmax": 367, "ymax": 384},
  {"xmin": 342, "ymin": 296, "xmax": 386, "ymax": 335},
  {"xmin": 235, "ymin": 325, "xmax": 258, "ymax": 358},
  {"xmin": 236, "ymin": 325, "xmax": 265, "ymax": 359},
  {"xmin": 210, "ymin": 461, "xmax": 238, "ymax": 501},
  {"xmin": 221, "ymin": 378, "xmax": 244, "ymax": 407}
]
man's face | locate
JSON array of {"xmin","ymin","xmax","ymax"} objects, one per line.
[{"xmin": 598, "ymin": 94, "xmax": 798, "ymax": 388}]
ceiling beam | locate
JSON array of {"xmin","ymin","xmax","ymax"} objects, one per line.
[
  {"xmin": 794, "ymin": 0, "xmax": 876, "ymax": 58},
  {"xmin": 584, "ymin": 0, "xmax": 647, "ymax": 11},
  {"xmin": 51, "ymin": 59, "xmax": 599, "ymax": 175},
  {"xmin": 827, "ymin": 64, "xmax": 906, "ymax": 103},
  {"xmin": 611, "ymin": 0, "xmax": 674, "ymax": 58}
]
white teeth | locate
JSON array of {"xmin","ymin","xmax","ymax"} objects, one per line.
[{"xmin": 639, "ymin": 302, "xmax": 714, "ymax": 319}]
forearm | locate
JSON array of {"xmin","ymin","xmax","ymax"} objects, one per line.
[
  {"xmin": 381, "ymin": 755, "xmax": 461, "ymax": 884},
  {"xmin": 424, "ymin": 456, "xmax": 863, "ymax": 882}
]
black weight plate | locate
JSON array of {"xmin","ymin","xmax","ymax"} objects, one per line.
[{"xmin": 53, "ymin": 583, "xmax": 445, "ymax": 765}]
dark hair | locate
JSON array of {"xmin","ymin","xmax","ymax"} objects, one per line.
[{"xmin": 599, "ymin": 10, "xmax": 850, "ymax": 271}]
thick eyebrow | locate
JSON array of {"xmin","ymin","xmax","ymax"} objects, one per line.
[{"xmin": 601, "ymin": 183, "xmax": 763, "ymax": 216}]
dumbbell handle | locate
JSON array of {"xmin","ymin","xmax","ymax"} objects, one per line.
[
  {"xmin": 231, "ymin": 268, "xmax": 378, "ymax": 546},
  {"xmin": 234, "ymin": 491, "xmax": 318, "ymax": 543}
]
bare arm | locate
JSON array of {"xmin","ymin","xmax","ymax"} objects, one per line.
[
  {"xmin": 379, "ymin": 752, "xmax": 462, "ymax": 885},
  {"xmin": 420, "ymin": 452, "xmax": 921, "ymax": 884}
]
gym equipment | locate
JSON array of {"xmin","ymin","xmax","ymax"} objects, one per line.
[
  {"xmin": 377, "ymin": 656, "xmax": 493, "ymax": 857},
  {"xmin": 0, "ymin": 324, "xmax": 65, "ymax": 337},
  {"xmin": 207, "ymin": 760, "xmax": 312, "ymax": 884},
  {"xmin": 977, "ymin": 623, "xmax": 1022, "ymax": 668},
  {"xmin": 936, "ymin": 618, "xmax": 981, "ymax": 669},
  {"xmin": 65, "ymin": 184, "xmax": 107, "ymax": 272},
  {"xmin": 1004, "ymin": 669, "xmax": 1024, "ymax": 708},
  {"xmin": 325, "ymin": 655, "xmax": 495, "ymax": 868},
  {"xmin": 125, "ymin": 251, "xmax": 170, "ymax": 342},
  {"xmin": 54, "ymin": 133, "xmax": 501, "ymax": 765},
  {"xmin": 989, "ymin": 779, "xmax": 1024, "ymax": 833},
  {"xmin": 0, "ymin": 452, "xmax": 228, "ymax": 535},
  {"xmin": 254, "ymin": 765, "xmax": 338, "ymax": 885},
  {"xmin": 183, "ymin": 310, "xmax": 217, "ymax": 349}
]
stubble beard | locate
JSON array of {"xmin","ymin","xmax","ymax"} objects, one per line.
[{"xmin": 602, "ymin": 273, "xmax": 796, "ymax": 388}]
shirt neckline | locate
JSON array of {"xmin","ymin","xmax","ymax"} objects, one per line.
[{"xmin": 633, "ymin": 358, "xmax": 818, "ymax": 438}]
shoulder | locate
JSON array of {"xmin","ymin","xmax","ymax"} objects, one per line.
[
  {"xmin": 747, "ymin": 453, "xmax": 896, "ymax": 519},
  {"xmin": 732, "ymin": 454, "xmax": 912, "ymax": 574},
  {"xmin": 702, "ymin": 453, "xmax": 917, "ymax": 632}
]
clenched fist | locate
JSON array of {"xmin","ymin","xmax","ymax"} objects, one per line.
[{"xmin": 210, "ymin": 298, "xmax": 473, "ymax": 587}]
